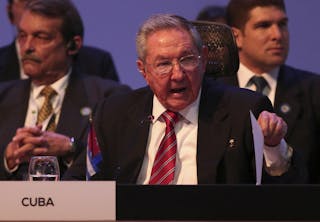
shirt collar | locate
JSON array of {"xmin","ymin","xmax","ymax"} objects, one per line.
[
  {"xmin": 31, "ymin": 68, "xmax": 71, "ymax": 100},
  {"xmin": 238, "ymin": 63, "xmax": 279, "ymax": 91},
  {"xmin": 152, "ymin": 88, "xmax": 201, "ymax": 125}
]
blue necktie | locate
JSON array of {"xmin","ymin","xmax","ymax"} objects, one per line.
[{"xmin": 250, "ymin": 76, "xmax": 268, "ymax": 94}]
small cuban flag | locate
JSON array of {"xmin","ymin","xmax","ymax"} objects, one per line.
[{"xmin": 86, "ymin": 118, "xmax": 102, "ymax": 180}]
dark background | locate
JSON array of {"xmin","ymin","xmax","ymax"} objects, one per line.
[{"xmin": 1, "ymin": 0, "xmax": 319, "ymax": 89}]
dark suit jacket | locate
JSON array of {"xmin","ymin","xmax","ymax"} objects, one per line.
[
  {"xmin": 0, "ymin": 70, "xmax": 130, "ymax": 180},
  {"xmin": 217, "ymin": 65, "xmax": 320, "ymax": 183},
  {"xmin": 65, "ymin": 78, "xmax": 306, "ymax": 184},
  {"xmin": 0, "ymin": 42, "xmax": 119, "ymax": 82}
]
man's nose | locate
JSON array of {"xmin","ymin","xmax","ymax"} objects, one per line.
[
  {"xmin": 20, "ymin": 37, "xmax": 35, "ymax": 54},
  {"xmin": 270, "ymin": 24, "xmax": 283, "ymax": 40},
  {"xmin": 171, "ymin": 61, "xmax": 185, "ymax": 80}
]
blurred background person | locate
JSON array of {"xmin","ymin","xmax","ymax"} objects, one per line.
[
  {"xmin": 196, "ymin": 5, "xmax": 227, "ymax": 24},
  {"xmin": 194, "ymin": 5, "xmax": 238, "ymax": 79},
  {"xmin": 0, "ymin": 0, "xmax": 119, "ymax": 82},
  {"xmin": 218, "ymin": 0, "xmax": 320, "ymax": 183},
  {"xmin": 0, "ymin": 0, "xmax": 130, "ymax": 180}
]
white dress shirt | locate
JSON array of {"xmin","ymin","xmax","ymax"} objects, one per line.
[
  {"xmin": 137, "ymin": 90, "xmax": 201, "ymax": 185},
  {"xmin": 24, "ymin": 71, "xmax": 70, "ymax": 130},
  {"xmin": 237, "ymin": 63, "xmax": 279, "ymax": 106}
]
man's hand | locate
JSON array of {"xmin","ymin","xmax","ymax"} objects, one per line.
[
  {"xmin": 257, "ymin": 111, "xmax": 287, "ymax": 146},
  {"xmin": 29, "ymin": 131, "xmax": 72, "ymax": 156},
  {"xmin": 5, "ymin": 126, "xmax": 42, "ymax": 170},
  {"xmin": 5, "ymin": 126, "xmax": 73, "ymax": 170}
]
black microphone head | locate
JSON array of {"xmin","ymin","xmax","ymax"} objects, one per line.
[
  {"xmin": 140, "ymin": 115, "xmax": 154, "ymax": 126},
  {"xmin": 148, "ymin": 115, "xmax": 154, "ymax": 122}
]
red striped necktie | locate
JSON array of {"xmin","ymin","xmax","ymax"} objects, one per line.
[{"xmin": 149, "ymin": 110, "xmax": 180, "ymax": 185}]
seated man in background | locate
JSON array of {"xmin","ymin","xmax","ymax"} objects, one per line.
[
  {"xmin": 0, "ymin": 0, "xmax": 130, "ymax": 180},
  {"xmin": 65, "ymin": 14, "xmax": 306, "ymax": 184},
  {"xmin": 0, "ymin": 0, "xmax": 119, "ymax": 82},
  {"xmin": 218, "ymin": 0, "xmax": 320, "ymax": 183}
]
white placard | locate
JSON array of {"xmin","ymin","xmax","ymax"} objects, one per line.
[{"xmin": 0, "ymin": 181, "xmax": 115, "ymax": 221}]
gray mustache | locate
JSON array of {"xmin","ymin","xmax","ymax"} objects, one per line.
[{"xmin": 22, "ymin": 55, "xmax": 42, "ymax": 63}]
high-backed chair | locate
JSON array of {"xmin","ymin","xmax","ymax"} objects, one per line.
[{"xmin": 191, "ymin": 21, "xmax": 239, "ymax": 79}]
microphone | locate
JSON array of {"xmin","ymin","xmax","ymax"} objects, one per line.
[
  {"xmin": 113, "ymin": 166, "xmax": 121, "ymax": 180},
  {"xmin": 139, "ymin": 115, "xmax": 154, "ymax": 125}
]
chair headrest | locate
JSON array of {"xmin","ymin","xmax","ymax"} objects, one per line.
[{"xmin": 191, "ymin": 21, "xmax": 239, "ymax": 79}]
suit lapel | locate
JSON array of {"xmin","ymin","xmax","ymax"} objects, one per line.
[
  {"xmin": 222, "ymin": 67, "xmax": 302, "ymax": 139},
  {"xmin": 0, "ymin": 80, "xmax": 30, "ymax": 146},
  {"xmin": 118, "ymin": 88, "xmax": 153, "ymax": 182},
  {"xmin": 56, "ymin": 72, "xmax": 90, "ymax": 143},
  {"xmin": 197, "ymin": 80, "xmax": 231, "ymax": 184},
  {"xmin": 216, "ymin": 75, "xmax": 239, "ymax": 87},
  {"xmin": 274, "ymin": 66, "xmax": 302, "ymax": 138}
]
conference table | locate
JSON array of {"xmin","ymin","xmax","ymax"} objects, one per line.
[{"xmin": 117, "ymin": 184, "xmax": 320, "ymax": 221}]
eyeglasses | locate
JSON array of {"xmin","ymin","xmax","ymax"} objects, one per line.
[{"xmin": 146, "ymin": 54, "xmax": 201, "ymax": 76}]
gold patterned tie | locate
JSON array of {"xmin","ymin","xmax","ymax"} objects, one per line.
[{"xmin": 37, "ymin": 86, "xmax": 57, "ymax": 131}]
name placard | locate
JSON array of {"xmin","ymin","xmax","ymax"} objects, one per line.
[{"xmin": 0, "ymin": 181, "xmax": 115, "ymax": 221}]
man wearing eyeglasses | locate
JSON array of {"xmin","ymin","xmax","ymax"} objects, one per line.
[{"xmin": 66, "ymin": 14, "xmax": 306, "ymax": 184}]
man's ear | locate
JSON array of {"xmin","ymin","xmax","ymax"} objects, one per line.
[
  {"xmin": 136, "ymin": 59, "xmax": 147, "ymax": 79},
  {"xmin": 66, "ymin": 36, "xmax": 82, "ymax": 55},
  {"xmin": 231, "ymin": 27, "xmax": 242, "ymax": 49}
]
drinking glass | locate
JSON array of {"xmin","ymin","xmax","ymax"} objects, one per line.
[{"xmin": 28, "ymin": 156, "xmax": 60, "ymax": 181}]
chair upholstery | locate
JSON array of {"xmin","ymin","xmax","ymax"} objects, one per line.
[{"xmin": 191, "ymin": 21, "xmax": 239, "ymax": 78}]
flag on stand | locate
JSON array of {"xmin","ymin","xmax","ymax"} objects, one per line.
[{"xmin": 86, "ymin": 119, "xmax": 102, "ymax": 180}]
